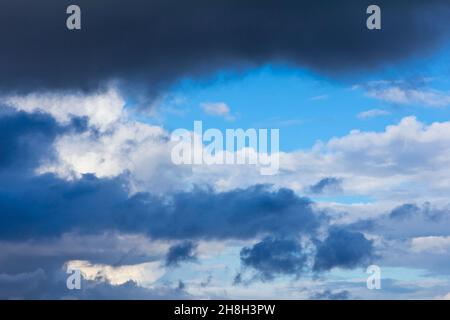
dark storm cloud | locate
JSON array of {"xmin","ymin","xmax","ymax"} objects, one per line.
[
  {"xmin": 313, "ymin": 228, "xmax": 374, "ymax": 271},
  {"xmin": 165, "ymin": 241, "xmax": 198, "ymax": 267},
  {"xmin": 309, "ymin": 177, "xmax": 343, "ymax": 194},
  {"xmin": 1, "ymin": 0, "xmax": 449, "ymax": 94},
  {"xmin": 240, "ymin": 237, "xmax": 307, "ymax": 280}
]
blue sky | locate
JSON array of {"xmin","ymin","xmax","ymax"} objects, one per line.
[{"xmin": 154, "ymin": 46, "xmax": 450, "ymax": 152}]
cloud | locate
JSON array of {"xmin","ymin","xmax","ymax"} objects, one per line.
[
  {"xmin": 438, "ymin": 292, "xmax": 450, "ymax": 300},
  {"xmin": 0, "ymin": 109, "xmax": 81, "ymax": 170},
  {"xmin": 410, "ymin": 236, "xmax": 450, "ymax": 254},
  {"xmin": 8, "ymin": 89, "xmax": 450, "ymax": 207},
  {"xmin": 1, "ymin": 1, "xmax": 450, "ymax": 94},
  {"xmin": 338, "ymin": 201, "xmax": 450, "ymax": 274},
  {"xmin": 3, "ymin": 89, "xmax": 124, "ymax": 131},
  {"xmin": 240, "ymin": 237, "xmax": 307, "ymax": 280},
  {"xmin": 165, "ymin": 241, "xmax": 198, "ymax": 267},
  {"xmin": 310, "ymin": 289, "xmax": 350, "ymax": 300},
  {"xmin": 4, "ymin": 90, "xmax": 450, "ymax": 297},
  {"xmin": 313, "ymin": 228, "xmax": 374, "ymax": 271},
  {"xmin": 357, "ymin": 109, "xmax": 391, "ymax": 119},
  {"xmin": 309, "ymin": 177, "xmax": 343, "ymax": 194},
  {"xmin": 171, "ymin": 115, "xmax": 450, "ymax": 206},
  {"xmin": 0, "ymin": 103, "xmax": 324, "ymax": 243},
  {"xmin": 389, "ymin": 203, "xmax": 421, "ymax": 220},
  {"xmin": 0, "ymin": 232, "xmax": 169, "ymax": 276},
  {"xmin": 376, "ymin": 202, "xmax": 450, "ymax": 238},
  {"xmin": 66, "ymin": 260, "xmax": 164, "ymax": 286},
  {"xmin": 364, "ymin": 81, "xmax": 450, "ymax": 107},
  {"xmin": 200, "ymin": 102, "xmax": 234, "ymax": 120},
  {"xmin": 0, "ymin": 268, "xmax": 189, "ymax": 299},
  {"xmin": 0, "ymin": 173, "xmax": 323, "ymax": 241},
  {"xmin": 0, "ymin": 269, "xmax": 47, "ymax": 299}
]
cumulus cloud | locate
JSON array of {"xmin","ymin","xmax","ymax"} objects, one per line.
[
  {"xmin": 3, "ymin": 89, "xmax": 124, "ymax": 131},
  {"xmin": 7, "ymin": 89, "xmax": 450, "ymax": 207},
  {"xmin": 3, "ymin": 87, "xmax": 450, "ymax": 297}
]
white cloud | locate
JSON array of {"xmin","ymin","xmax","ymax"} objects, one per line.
[
  {"xmin": 357, "ymin": 109, "xmax": 390, "ymax": 119},
  {"xmin": 3, "ymin": 89, "xmax": 124, "ymax": 131},
  {"xmin": 200, "ymin": 102, "xmax": 234, "ymax": 120}
]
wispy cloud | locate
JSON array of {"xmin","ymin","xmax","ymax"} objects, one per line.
[
  {"xmin": 357, "ymin": 109, "xmax": 391, "ymax": 119},
  {"xmin": 359, "ymin": 80, "xmax": 450, "ymax": 108},
  {"xmin": 200, "ymin": 102, "xmax": 235, "ymax": 121}
]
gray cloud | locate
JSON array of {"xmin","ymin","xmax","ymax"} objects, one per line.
[
  {"xmin": 240, "ymin": 237, "xmax": 307, "ymax": 280},
  {"xmin": 165, "ymin": 241, "xmax": 198, "ymax": 267},
  {"xmin": 0, "ymin": 268, "xmax": 190, "ymax": 299},
  {"xmin": 309, "ymin": 177, "xmax": 343, "ymax": 194},
  {"xmin": 313, "ymin": 228, "xmax": 374, "ymax": 271}
]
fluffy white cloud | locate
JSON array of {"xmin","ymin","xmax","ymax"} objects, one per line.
[{"xmin": 3, "ymin": 89, "xmax": 124, "ymax": 131}]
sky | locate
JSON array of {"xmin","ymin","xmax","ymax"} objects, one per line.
[{"xmin": 1, "ymin": 0, "xmax": 450, "ymax": 299}]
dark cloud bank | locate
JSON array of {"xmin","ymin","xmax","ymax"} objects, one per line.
[{"xmin": 1, "ymin": 0, "xmax": 449, "ymax": 94}]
